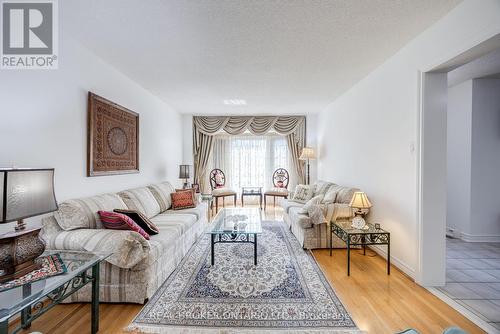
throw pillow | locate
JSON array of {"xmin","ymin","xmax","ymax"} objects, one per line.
[
  {"xmin": 113, "ymin": 209, "xmax": 159, "ymax": 235},
  {"xmin": 322, "ymin": 186, "xmax": 338, "ymax": 204},
  {"xmin": 171, "ymin": 190, "xmax": 196, "ymax": 210},
  {"xmin": 98, "ymin": 211, "xmax": 150, "ymax": 240},
  {"xmin": 300, "ymin": 195, "xmax": 323, "ymax": 214},
  {"xmin": 292, "ymin": 184, "xmax": 314, "ymax": 203},
  {"xmin": 175, "ymin": 188, "xmax": 196, "ymax": 202}
]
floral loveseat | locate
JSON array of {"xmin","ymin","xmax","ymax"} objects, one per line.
[
  {"xmin": 41, "ymin": 181, "xmax": 207, "ymax": 304},
  {"xmin": 280, "ymin": 180, "xmax": 363, "ymax": 249}
]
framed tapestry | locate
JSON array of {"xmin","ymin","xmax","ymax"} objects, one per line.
[{"xmin": 87, "ymin": 92, "xmax": 139, "ymax": 176}]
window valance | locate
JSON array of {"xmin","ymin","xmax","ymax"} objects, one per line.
[
  {"xmin": 193, "ymin": 116, "xmax": 305, "ymax": 136},
  {"xmin": 192, "ymin": 116, "xmax": 306, "ymax": 190}
]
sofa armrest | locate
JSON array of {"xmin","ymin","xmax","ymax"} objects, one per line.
[{"xmin": 44, "ymin": 228, "xmax": 150, "ymax": 269}]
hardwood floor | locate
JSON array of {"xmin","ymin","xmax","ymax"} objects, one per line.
[{"xmin": 11, "ymin": 205, "xmax": 483, "ymax": 334}]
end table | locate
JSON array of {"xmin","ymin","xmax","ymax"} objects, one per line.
[
  {"xmin": 0, "ymin": 250, "xmax": 110, "ymax": 334},
  {"xmin": 241, "ymin": 187, "xmax": 263, "ymax": 210},
  {"xmin": 330, "ymin": 219, "xmax": 390, "ymax": 276}
]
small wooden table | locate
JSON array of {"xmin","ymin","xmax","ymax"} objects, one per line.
[
  {"xmin": 330, "ymin": 219, "xmax": 390, "ymax": 276},
  {"xmin": 241, "ymin": 186, "xmax": 263, "ymax": 210}
]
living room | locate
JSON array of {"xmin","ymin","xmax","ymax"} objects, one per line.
[{"xmin": 1, "ymin": 1, "xmax": 500, "ymax": 333}]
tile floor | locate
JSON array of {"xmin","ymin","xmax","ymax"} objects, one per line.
[{"xmin": 437, "ymin": 238, "xmax": 500, "ymax": 331}]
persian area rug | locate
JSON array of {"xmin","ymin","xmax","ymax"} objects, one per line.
[{"xmin": 127, "ymin": 221, "xmax": 361, "ymax": 334}]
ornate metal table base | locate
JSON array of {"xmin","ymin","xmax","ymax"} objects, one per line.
[
  {"xmin": 0, "ymin": 262, "xmax": 101, "ymax": 334},
  {"xmin": 330, "ymin": 221, "xmax": 390, "ymax": 276},
  {"xmin": 211, "ymin": 233, "xmax": 258, "ymax": 266}
]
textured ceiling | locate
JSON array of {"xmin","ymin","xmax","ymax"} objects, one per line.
[{"xmin": 63, "ymin": 0, "xmax": 461, "ymax": 115}]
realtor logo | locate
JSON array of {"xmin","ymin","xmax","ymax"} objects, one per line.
[{"xmin": 1, "ymin": 0, "xmax": 58, "ymax": 69}]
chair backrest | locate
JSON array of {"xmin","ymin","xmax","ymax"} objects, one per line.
[
  {"xmin": 209, "ymin": 169, "xmax": 226, "ymax": 190},
  {"xmin": 273, "ymin": 168, "xmax": 289, "ymax": 189}
]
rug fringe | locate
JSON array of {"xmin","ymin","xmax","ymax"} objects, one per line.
[{"xmin": 125, "ymin": 324, "xmax": 365, "ymax": 334}]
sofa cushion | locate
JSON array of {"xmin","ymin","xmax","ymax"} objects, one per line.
[
  {"xmin": 329, "ymin": 185, "xmax": 359, "ymax": 204},
  {"xmin": 54, "ymin": 193, "xmax": 128, "ymax": 230},
  {"xmin": 148, "ymin": 182, "xmax": 175, "ymax": 212},
  {"xmin": 280, "ymin": 199, "xmax": 304, "ymax": 214},
  {"xmin": 289, "ymin": 206, "xmax": 313, "ymax": 229},
  {"xmin": 119, "ymin": 187, "xmax": 161, "ymax": 219},
  {"xmin": 132, "ymin": 213, "xmax": 198, "ymax": 270},
  {"xmin": 313, "ymin": 181, "xmax": 334, "ymax": 197},
  {"xmin": 322, "ymin": 186, "xmax": 338, "ymax": 204}
]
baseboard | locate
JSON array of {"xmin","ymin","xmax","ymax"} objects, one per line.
[
  {"xmin": 427, "ymin": 287, "xmax": 500, "ymax": 334},
  {"xmin": 460, "ymin": 232, "xmax": 500, "ymax": 243},
  {"xmin": 369, "ymin": 245, "xmax": 416, "ymax": 280}
]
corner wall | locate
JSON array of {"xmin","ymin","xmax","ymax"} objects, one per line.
[
  {"xmin": 0, "ymin": 31, "xmax": 183, "ymax": 230},
  {"xmin": 317, "ymin": 0, "xmax": 500, "ymax": 280}
]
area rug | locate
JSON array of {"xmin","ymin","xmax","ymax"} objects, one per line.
[{"xmin": 127, "ymin": 221, "xmax": 360, "ymax": 333}]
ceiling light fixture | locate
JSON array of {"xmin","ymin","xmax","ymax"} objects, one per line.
[{"xmin": 223, "ymin": 99, "xmax": 246, "ymax": 105}]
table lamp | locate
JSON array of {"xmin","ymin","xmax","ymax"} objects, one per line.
[
  {"xmin": 179, "ymin": 164, "xmax": 191, "ymax": 189},
  {"xmin": 299, "ymin": 147, "xmax": 316, "ymax": 185},
  {"xmin": 0, "ymin": 168, "xmax": 58, "ymax": 283},
  {"xmin": 349, "ymin": 191, "xmax": 372, "ymax": 229}
]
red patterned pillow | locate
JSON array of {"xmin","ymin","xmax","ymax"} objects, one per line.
[
  {"xmin": 171, "ymin": 190, "xmax": 195, "ymax": 210},
  {"xmin": 98, "ymin": 210, "xmax": 150, "ymax": 240}
]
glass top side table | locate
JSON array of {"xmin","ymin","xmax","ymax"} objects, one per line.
[
  {"xmin": 330, "ymin": 219, "xmax": 390, "ymax": 276},
  {"xmin": 241, "ymin": 186, "xmax": 263, "ymax": 210},
  {"xmin": 0, "ymin": 250, "xmax": 110, "ymax": 334}
]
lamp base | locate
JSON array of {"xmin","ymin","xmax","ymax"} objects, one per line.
[
  {"xmin": 0, "ymin": 226, "xmax": 45, "ymax": 283},
  {"xmin": 351, "ymin": 215, "xmax": 367, "ymax": 230}
]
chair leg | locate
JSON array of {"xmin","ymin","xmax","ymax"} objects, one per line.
[
  {"xmin": 215, "ymin": 197, "xmax": 219, "ymax": 213},
  {"xmin": 264, "ymin": 195, "xmax": 267, "ymax": 210},
  {"xmin": 223, "ymin": 197, "xmax": 225, "ymax": 207},
  {"xmin": 274, "ymin": 196, "xmax": 276, "ymax": 207},
  {"xmin": 234, "ymin": 194, "xmax": 237, "ymax": 207}
]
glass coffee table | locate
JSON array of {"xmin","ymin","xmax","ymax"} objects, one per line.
[
  {"xmin": 207, "ymin": 208, "xmax": 262, "ymax": 266},
  {"xmin": 0, "ymin": 250, "xmax": 110, "ymax": 334}
]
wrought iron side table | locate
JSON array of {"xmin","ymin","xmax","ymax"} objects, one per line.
[
  {"xmin": 0, "ymin": 250, "xmax": 110, "ymax": 334},
  {"xmin": 330, "ymin": 219, "xmax": 390, "ymax": 276}
]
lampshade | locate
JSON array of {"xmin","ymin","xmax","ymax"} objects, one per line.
[
  {"xmin": 0, "ymin": 168, "xmax": 58, "ymax": 223},
  {"xmin": 299, "ymin": 147, "xmax": 316, "ymax": 160},
  {"xmin": 179, "ymin": 165, "xmax": 190, "ymax": 179},
  {"xmin": 349, "ymin": 191, "xmax": 372, "ymax": 209}
]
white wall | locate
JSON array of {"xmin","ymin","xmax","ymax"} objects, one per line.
[
  {"xmin": 470, "ymin": 79, "xmax": 500, "ymax": 240},
  {"xmin": 447, "ymin": 80, "xmax": 473, "ymax": 236},
  {"xmin": 446, "ymin": 78, "xmax": 500, "ymax": 242},
  {"xmin": 317, "ymin": 0, "xmax": 500, "ymax": 281},
  {"xmin": 0, "ymin": 31, "xmax": 183, "ymax": 231}
]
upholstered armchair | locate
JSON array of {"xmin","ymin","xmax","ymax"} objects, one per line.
[
  {"xmin": 209, "ymin": 169, "xmax": 237, "ymax": 213},
  {"xmin": 264, "ymin": 168, "xmax": 290, "ymax": 209}
]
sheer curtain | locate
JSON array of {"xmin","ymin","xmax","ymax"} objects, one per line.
[{"xmin": 206, "ymin": 134, "xmax": 296, "ymax": 198}]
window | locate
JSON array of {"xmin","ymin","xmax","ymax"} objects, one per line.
[{"xmin": 209, "ymin": 134, "xmax": 294, "ymax": 195}]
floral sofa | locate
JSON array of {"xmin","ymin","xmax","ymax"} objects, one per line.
[
  {"xmin": 41, "ymin": 181, "xmax": 207, "ymax": 304},
  {"xmin": 280, "ymin": 180, "xmax": 362, "ymax": 249}
]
